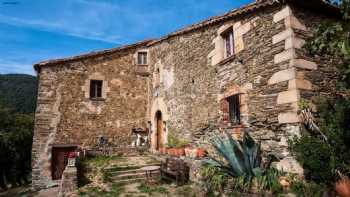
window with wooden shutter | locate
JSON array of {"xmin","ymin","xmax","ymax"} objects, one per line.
[
  {"xmin": 90, "ymin": 80, "xmax": 103, "ymax": 99},
  {"xmin": 221, "ymin": 99, "xmax": 229, "ymax": 124},
  {"xmin": 227, "ymin": 94, "xmax": 240, "ymax": 125},
  {"xmin": 221, "ymin": 28, "xmax": 234, "ymax": 58}
]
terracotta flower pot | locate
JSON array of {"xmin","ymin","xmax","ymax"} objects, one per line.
[
  {"xmin": 189, "ymin": 149, "xmax": 198, "ymax": 158},
  {"xmin": 159, "ymin": 147, "xmax": 167, "ymax": 154},
  {"xmin": 185, "ymin": 147, "xmax": 192, "ymax": 157},
  {"xmin": 336, "ymin": 178, "xmax": 350, "ymax": 197},
  {"xmin": 167, "ymin": 148, "xmax": 177, "ymax": 156},
  {"xmin": 175, "ymin": 148, "xmax": 185, "ymax": 157},
  {"xmin": 279, "ymin": 176, "xmax": 290, "ymax": 189},
  {"xmin": 196, "ymin": 148, "xmax": 206, "ymax": 158},
  {"xmin": 68, "ymin": 151, "xmax": 77, "ymax": 158}
]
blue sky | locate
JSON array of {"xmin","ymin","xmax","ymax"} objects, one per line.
[{"xmin": 0, "ymin": 0, "xmax": 253, "ymax": 75}]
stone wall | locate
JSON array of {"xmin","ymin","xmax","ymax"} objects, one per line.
[
  {"xmin": 148, "ymin": 26, "xmax": 220, "ymax": 148},
  {"xmin": 58, "ymin": 166, "xmax": 77, "ymax": 197},
  {"xmin": 211, "ymin": 5, "xmax": 304, "ymax": 172},
  {"xmin": 32, "ymin": 46, "xmax": 149, "ymax": 189}
]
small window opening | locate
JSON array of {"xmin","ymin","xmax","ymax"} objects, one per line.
[
  {"xmin": 155, "ymin": 68, "xmax": 160, "ymax": 88},
  {"xmin": 227, "ymin": 94, "xmax": 240, "ymax": 125},
  {"xmin": 90, "ymin": 80, "xmax": 103, "ymax": 99},
  {"xmin": 221, "ymin": 28, "xmax": 234, "ymax": 58},
  {"xmin": 137, "ymin": 52, "xmax": 148, "ymax": 65}
]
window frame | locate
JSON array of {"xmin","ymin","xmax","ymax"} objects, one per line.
[
  {"xmin": 221, "ymin": 28, "xmax": 235, "ymax": 58},
  {"xmin": 137, "ymin": 51, "xmax": 148, "ymax": 65},
  {"xmin": 89, "ymin": 80, "xmax": 103, "ymax": 100},
  {"xmin": 227, "ymin": 94, "xmax": 241, "ymax": 125}
]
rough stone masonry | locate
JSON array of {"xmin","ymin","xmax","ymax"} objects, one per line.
[{"xmin": 31, "ymin": 0, "xmax": 342, "ymax": 190}]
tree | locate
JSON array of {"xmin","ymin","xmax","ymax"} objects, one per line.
[{"xmin": 0, "ymin": 105, "xmax": 34, "ymax": 190}]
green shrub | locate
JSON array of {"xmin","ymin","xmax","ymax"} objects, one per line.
[
  {"xmin": 290, "ymin": 135, "xmax": 336, "ymax": 184},
  {"xmin": 290, "ymin": 180, "xmax": 327, "ymax": 197}
]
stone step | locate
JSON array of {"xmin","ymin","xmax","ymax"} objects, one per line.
[
  {"xmin": 112, "ymin": 177, "xmax": 148, "ymax": 185},
  {"xmin": 112, "ymin": 171, "xmax": 160, "ymax": 181},
  {"xmin": 110, "ymin": 168, "xmax": 147, "ymax": 176},
  {"xmin": 104, "ymin": 163, "xmax": 160, "ymax": 172}
]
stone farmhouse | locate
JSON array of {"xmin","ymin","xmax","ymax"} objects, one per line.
[{"xmin": 31, "ymin": 0, "xmax": 341, "ymax": 190}]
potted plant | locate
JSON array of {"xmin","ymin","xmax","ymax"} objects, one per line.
[
  {"xmin": 166, "ymin": 133, "xmax": 177, "ymax": 156},
  {"xmin": 175, "ymin": 147, "xmax": 185, "ymax": 156},
  {"xmin": 166, "ymin": 133, "xmax": 188, "ymax": 157},
  {"xmin": 185, "ymin": 146, "xmax": 195, "ymax": 158},
  {"xmin": 167, "ymin": 148, "xmax": 177, "ymax": 156},
  {"xmin": 335, "ymin": 173, "xmax": 350, "ymax": 197},
  {"xmin": 159, "ymin": 147, "xmax": 167, "ymax": 154},
  {"xmin": 67, "ymin": 151, "xmax": 77, "ymax": 167},
  {"xmin": 196, "ymin": 148, "xmax": 207, "ymax": 158},
  {"xmin": 175, "ymin": 139, "xmax": 190, "ymax": 156}
]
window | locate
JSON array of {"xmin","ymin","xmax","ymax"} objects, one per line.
[
  {"xmin": 90, "ymin": 80, "xmax": 103, "ymax": 99},
  {"xmin": 227, "ymin": 94, "xmax": 240, "ymax": 125},
  {"xmin": 137, "ymin": 52, "xmax": 148, "ymax": 65},
  {"xmin": 222, "ymin": 28, "xmax": 234, "ymax": 58}
]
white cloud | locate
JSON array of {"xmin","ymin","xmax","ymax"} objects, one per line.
[
  {"xmin": 0, "ymin": 13, "xmax": 122, "ymax": 44},
  {"xmin": 0, "ymin": 59, "xmax": 35, "ymax": 75},
  {"xmin": 0, "ymin": 0, "xmax": 181, "ymax": 45}
]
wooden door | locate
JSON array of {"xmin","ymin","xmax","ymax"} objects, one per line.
[
  {"xmin": 51, "ymin": 147, "xmax": 76, "ymax": 180},
  {"xmin": 156, "ymin": 111, "xmax": 163, "ymax": 150}
]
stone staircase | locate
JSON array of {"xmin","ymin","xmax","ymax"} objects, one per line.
[{"xmin": 104, "ymin": 163, "xmax": 161, "ymax": 184}]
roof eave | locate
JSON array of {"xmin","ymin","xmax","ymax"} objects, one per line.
[{"xmin": 33, "ymin": 39, "xmax": 154, "ymax": 71}]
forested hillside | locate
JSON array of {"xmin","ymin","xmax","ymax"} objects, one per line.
[
  {"xmin": 0, "ymin": 74, "xmax": 37, "ymax": 114},
  {"xmin": 0, "ymin": 74, "xmax": 37, "ymax": 190}
]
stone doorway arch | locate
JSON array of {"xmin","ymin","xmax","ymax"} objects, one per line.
[{"xmin": 150, "ymin": 98, "xmax": 169, "ymax": 151}]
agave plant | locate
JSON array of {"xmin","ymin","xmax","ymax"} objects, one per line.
[{"xmin": 206, "ymin": 131, "xmax": 262, "ymax": 179}]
